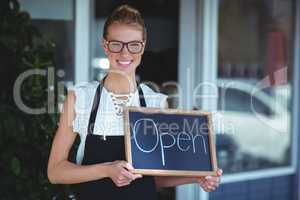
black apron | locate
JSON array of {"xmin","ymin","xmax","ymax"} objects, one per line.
[{"xmin": 77, "ymin": 83, "xmax": 157, "ymax": 200}]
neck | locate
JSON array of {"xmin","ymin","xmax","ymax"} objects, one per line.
[{"xmin": 103, "ymin": 72, "xmax": 137, "ymax": 94}]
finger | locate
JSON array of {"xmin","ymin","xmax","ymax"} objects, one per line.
[
  {"xmin": 118, "ymin": 161, "xmax": 133, "ymax": 171},
  {"xmin": 208, "ymin": 178, "xmax": 221, "ymax": 186},
  {"xmin": 116, "ymin": 175, "xmax": 133, "ymax": 184},
  {"xmin": 132, "ymin": 173, "xmax": 143, "ymax": 179},
  {"xmin": 207, "ymin": 185, "xmax": 216, "ymax": 191},
  {"xmin": 207, "ymin": 180, "xmax": 219, "ymax": 188},
  {"xmin": 117, "ymin": 161, "xmax": 129, "ymax": 168},
  {"xmin": 202, "ymin": 183, "xmax": 215, "ymax": 192},
  {"xmin": 116, "ymin": 181, "xmax": 131, "ymax": 187},
  {"xmin": 115, "ymin": 174, "xmax": 131, "ymax": 184},
  {"xmin": 125, "ymin": 162, "xmax": 134, "ymax": 170},
  {"xmin": 217, "ymin": 168, "xmax": 223, "ymax": 176},
  {"xmin": 117, "ymin": 175, "xmax": 130, "ymax": 182},
  {"xmin": 122, "ymin": 163, "xmax": 143, "ymax": 180},
  {"xmin": 205, "ymin": 176, "xmax": 219, "ymax": 182},
  {"xmin": 121, "ymin": 169, "xmax": 136, "ymax": 180},
  {"xmin": 116, "ymin": 179, "xmax": 130, "ymax": 185},
  {"xmin": 204, "ymin": 179, "xmax": 219, "ymax": 188},
  {"xmin": 202, "ymin": 186, "xmax": 210, "ymax": 192},
  {"xmin": 207, "ymin": 177, "xmax": 219, "ymax": 183},
  {"xmin": 116, "ymin": 162, "xmax": 135, "ymax": 179}
]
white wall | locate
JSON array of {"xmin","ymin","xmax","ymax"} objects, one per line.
[{"xmin": 19, "ymin": 0, "xmax": 73, "ymax": 20}]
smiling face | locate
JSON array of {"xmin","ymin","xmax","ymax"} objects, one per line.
[{"xmin": 102, "ymin": 23, "xmax": 145, "ymax": 76}]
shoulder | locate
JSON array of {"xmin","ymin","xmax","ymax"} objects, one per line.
[
  {"xmin": 68, "ymin": 81, "xmax": 100, "ymax": 111},
  {"xmin": 68, "ymin": 82, "xmax": 100, "ymax": 134},
  {"xmin": 140, "ymin": 83, "xmax": 168, "ymax": 108}
]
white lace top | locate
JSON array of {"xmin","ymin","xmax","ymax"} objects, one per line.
[{"xmin": 70, "ymin": 81, "xmax": 168, "ymax": 164}]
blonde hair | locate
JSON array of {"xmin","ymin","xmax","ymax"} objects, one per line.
[{"xmin": 103, "ymin": 4, "xmax": 147, "ymax": 40}]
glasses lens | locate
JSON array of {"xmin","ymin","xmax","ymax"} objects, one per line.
[
  {"xmin": 108, "ymin": 41, "xmax": 123, "ymax": 52},
  {"xmin": 128, "ymin": 42, "xmax": 143, "ymax": 53}
]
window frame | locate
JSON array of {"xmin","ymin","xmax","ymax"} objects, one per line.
[{"xmin": 176, "ymin": 0, "xmax": 300, "ymax": 199}]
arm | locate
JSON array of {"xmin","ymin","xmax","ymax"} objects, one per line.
[
  {"xmin": 47, "ymin": 92, "xmax": 141, "ymax": 185},
  {"xmin": 47, "ymin": 91, "xmax": 110, "ymax": 184}
]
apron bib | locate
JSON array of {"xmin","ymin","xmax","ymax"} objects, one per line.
[{"xmin": 77, "ymin": 82, "xmax": 157, "ymax": 200}]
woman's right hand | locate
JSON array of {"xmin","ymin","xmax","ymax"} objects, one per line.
[{"xmin": 105, "ymin": 160, "xmax": 142, "ymax": 187}]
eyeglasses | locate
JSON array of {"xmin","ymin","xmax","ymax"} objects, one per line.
[{"xmin": 105, "ymin": 40, "xmax": 145, "ymax": 54}]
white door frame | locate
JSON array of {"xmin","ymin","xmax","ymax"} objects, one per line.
[
  {"xmin": 75, "ymin": 0, "xmax": 93, "ymax": 83},
  {"xmin": 293, "ymin": 0, "xmax": 300, "ymax": 199},
  {"xmin": 177, "ymin": 0, "xmax": 219, "ymax": 200}
]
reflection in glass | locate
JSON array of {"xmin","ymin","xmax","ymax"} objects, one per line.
[
  {"xmin": 216, "ymin": 0, "xmax": 294, "ymax": 173},
  {"xmin": 31, "ymin": 20, "xmax": 75, "ymax": 81}
]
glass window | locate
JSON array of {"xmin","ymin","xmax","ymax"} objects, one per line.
[
  {"xmin": 20, "ymin": 0, "xmax": 75, "ymax": 113},
  {"xmin": 216, "ymin": 0, "xmax": 294, "ymax": 173},
  {"xmin": 20, "ymin": 0, "xmax": 75, "ymax": 82},
  {"xmin": 30, "ymin": 20, "xmax": 75, "ymax": 81},
  {"xmin": 218, "ymin": 87, "xmax": 274, "ymax": 116},
  {"xmin": 218, "ymin": 88, "xmax": 252, "ymax": 113}
]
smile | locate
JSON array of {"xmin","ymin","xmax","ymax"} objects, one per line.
[{"xmin": 117, "ymin": 60, "xmax": 133, "ymax": 66}]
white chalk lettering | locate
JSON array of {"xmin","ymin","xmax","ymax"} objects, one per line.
[
  {"xmin": 132, "ymin": 119, "xmax": 208, "ymax": 166},
  {"xmin": 133, "ymin": 119, "xmax": 159, "ymax": 153},
  {"xmin": 177, "ymin": 132, "xmax": 191, "ymax": 152},
  {"xmin": 160, "ymin": 132, "xmax": 176, "ymax": 166},
  {"xmin": 192, "ymin": 134, "xmax": 207, "ymax": 154}
]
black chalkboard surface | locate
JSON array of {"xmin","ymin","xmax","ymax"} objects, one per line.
[{"xmin": 124, "ymin": 107, "xmax": 218, "ymax": 177}]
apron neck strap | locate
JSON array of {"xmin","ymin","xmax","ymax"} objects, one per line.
[
  {"xmin": 87, "ymin": 82, "xmax": 103, "ymax": 135},
  {"xmin": 137, "ymin": 84, "xmax": 146, "ymax": 107},
  {"xmin": 87, "ymin": 78, "xmax": 147, "ymax": 135}
]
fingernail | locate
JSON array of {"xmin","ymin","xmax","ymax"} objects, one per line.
[
  {"xmin": 136, "ymin": 174, "xmax": 141, "ymax": 178},
  {"xmin": 205, "ymin": 176, "xmax": 212, "ymax": 180}
]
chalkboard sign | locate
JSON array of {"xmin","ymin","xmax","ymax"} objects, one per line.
[{"xmin": 123, "ymin": 107, "xmax": 218, "ymax": 177}]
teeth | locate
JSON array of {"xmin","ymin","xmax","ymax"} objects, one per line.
[{"xmin": 118, "ymin": 60, "xmax": 131, "ymax": 65}]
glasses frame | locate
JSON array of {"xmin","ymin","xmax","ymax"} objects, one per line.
[{"xmin": 105, "ymin": 40, "xmax": 145, "ymax": 54}]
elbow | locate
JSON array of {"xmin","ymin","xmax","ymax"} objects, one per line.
[
  {"xmin": 47, "ymin": 166, "xmax": 59, "ymax": 184},
  {"xmin": 154, "ymin": 177, "xmax": 163, "ymax": 189},
  {"xmin": 47, "ymin": 170, "xmax": 57, "ymax": 184}
]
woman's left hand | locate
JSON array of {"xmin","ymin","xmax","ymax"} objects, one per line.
[{"xmin": 196, "ymin": 168, "xmax": 222, "ymax": 192}]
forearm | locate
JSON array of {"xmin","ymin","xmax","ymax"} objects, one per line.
[
  {"xmin": 48, "ymin": 160, "xmax": 109, "ymax": 184},
  {"xmin": 155, "ymin": 176, "xmax": 197, "ymax": 189}
]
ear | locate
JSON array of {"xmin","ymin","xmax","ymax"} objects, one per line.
[
  {"xmin": 141, "ymin": 40, "xmax": 147, "ymax": 54},
  {"xmin": 102, "ymin": 39, "xmax": 109, "ymax": 56}
]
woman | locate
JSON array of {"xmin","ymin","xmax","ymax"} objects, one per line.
[{"xmin": 47, "ymin": 4, "xmax": 222, "ymax": 200}]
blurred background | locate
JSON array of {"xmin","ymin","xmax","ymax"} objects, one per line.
[{"xmin": 0, "ymin": 0, "xmax": 299, "ymax": 199}]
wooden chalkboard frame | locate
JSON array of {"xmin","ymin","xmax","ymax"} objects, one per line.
[{"xmin": 123, "ymin": 107, "xmax": 218, "ymax": 177}]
